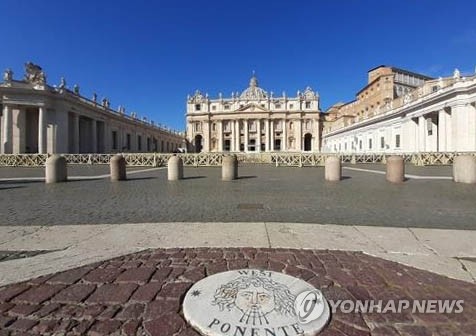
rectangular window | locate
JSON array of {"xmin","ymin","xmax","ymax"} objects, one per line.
[
  {"xmin": 359, "ymin": 140, "xmax": 362, "ymax": 150},
  {"xmin": 138, "ymin": 135, "xmax": 142, "ymax": 151},
  {"xmin": 112, "ymin": 131, "xmax": 117, "ymax": 150},
  {"xmin": 305, "ymin": 102, "xmax": 311, "ymax": 109},
  {"xmin": 147, "ymin": 137, "xmax": 151, "ymax": 151},
  {"xmin": 195, "ymin": 104, "xmax": 201, "ymax": 111},
  {"xmin": 275, "ymin": 103, "xmax": 281, "ymax": 109},
  {"xmin": 126, "ymin": 134, "xmax": 131, "ymax": 150},
  {"xmin": 380, "ymin": 136, "xmax": 385, "ymax": 149},
  {"xmin": 224, "ymin": 105, "xmax": 230, "ymax": 110},
  {"xmin": 395, "ymin": 134, "xmax": 401, "ymax": 148},
  {"xmin": 369, "ymin": 139, "xmax": 372, "ymax": 149}
]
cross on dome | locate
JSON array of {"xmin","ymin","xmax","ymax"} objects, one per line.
[{"xmin": 240, "ymin": 72, "xmax": 267, "ymax": 99}]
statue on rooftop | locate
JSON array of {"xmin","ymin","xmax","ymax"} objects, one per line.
[
  {"xmin": 59, "ymin": 77, "xmax": 66, "ymax": 88},
  {"xmin": 453, "ymin": 68, "xmax": 461, "ymax": 79},
  {"xmin": 24, "ymin": 62, "xmax": 46, "ymax": 85},
  {"xmin": 3, "ymin": 68, "xmax": 13, "ymax": 82}
]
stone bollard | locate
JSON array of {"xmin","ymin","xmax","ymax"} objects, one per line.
[
  {"xmin": 168, "ymin": 155, "xmax": 184, "ymax": 181},
  {"xmin": 110, "ymin": 154, "xmax": 127, "ymax": 181},
  {"xmin": 325, "ymin": 156, "xmax": 341, "ymax": 182},
  {"xmin": 453, "ymin": 155, "xmax": 476, "ymax": 184},
  {"xmin": 45, "ymin": 155, "xmax": 67, "ymax": 183},
  {"xmin": 386, "ymin": 155, "xmax": 405, "ymax": 183},
  {"xmin": 222, "ymin": 155, "xmax": 238, "ymax": 181}
]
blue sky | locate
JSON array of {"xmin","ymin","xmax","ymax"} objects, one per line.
[{"xmin": 1, "ymin": 1, "xmax": 475, "ymax": 130}]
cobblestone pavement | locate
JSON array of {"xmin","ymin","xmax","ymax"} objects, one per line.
[
  {"xmin": 0, "ymin": 166, "xmax": 148, "ymax": 179},
  {"xmin": 0, "ymin": 248, "xmax": 474, "ymax": 335},
  {"xmin": 0, "ymin": 165, "xmax": 475, "ymax": 229}
]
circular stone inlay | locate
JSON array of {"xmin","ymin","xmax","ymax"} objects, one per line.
[{"xmin": 183, "ymin": 269, "xmax": 330, "ymax": 336}]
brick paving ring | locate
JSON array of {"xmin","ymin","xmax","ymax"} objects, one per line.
[{"xmin": 183, "ymin": 269, "xmax": 331, "ymax": 336}]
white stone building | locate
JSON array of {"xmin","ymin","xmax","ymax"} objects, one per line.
[
  {"xmin": 322, "ymin": 70, "xmax": 476, "ymax": 153},
  {"xmin": 186, "ymin": 75, "xmax": 322, "ymax": 153},
  {"xmin": 0, "ymin": 63, "xmax": 184, "ymax": 154}
]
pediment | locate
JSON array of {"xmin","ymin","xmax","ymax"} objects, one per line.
[{"xmin": 235, "ymin": 103, "xmax": 269, "ymax": 113}]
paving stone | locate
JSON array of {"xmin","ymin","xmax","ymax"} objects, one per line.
[
  {"xmin": 7, "ymin": 318, "xmax": 38, "ymax": 331},
  {"xmin": 143, "ymin": 312, "xmax": 185, "ymax": 336},
  {"xmin": 7, "ymin": 304, "xmax": 40, "ymax": 317},
  {"xmin": 31, "ymin": 319, "xmax": 61, "ymax": 334},
  {"xmin": 150, "ymin": 267, "xmax": 173, "ymax": 283},
  {"xmin": 83, "ymin": 268, "xmax": 123, "ymax": 283},
  {"xmin": 0, "ymin": 302, "xmax": 13, "ymax": 313},
  {"xmin": 122, "ymin": 320, "xmax": 141, "ymax": 336},
  {"xmin": 11, "ymin": 284, "xmax": 65, "ymax": 304},
  {"xmin": 30, "ymin": 302, "xmax": 61, "ymax": 318},
  {"xmin": 88, "ymin": 319, "xmax": 122, "ymax": 335},
  {"xmin": 51, "ymin": 283, "xmax": 96, "ymax": 303},
  {"xmin": 0, "ymin": 315, "xmax": 16, "ymax": 328},
  {"xmin": 157, "ymin": 282, "xmax": 191, "ymax": 299},
  {"xmin": 130, "ymin": 282, "xmax": 163, "ymax": 302},
  {"xmin": 0, "ymin": 285, "xmax": 30, "ymax": 302},
  {"xmin": 86, "ymin": 284, "xmax": 138, "ymax": 304},
  {"xmin": 116, "ymin": 303, "xmax": 145, "ymax": 320},
  {"xmin": 115, "ymin": 267, "xmax": 156, "ymax": 284},
  {"xmin": 144, "ymin": 299, "xmax": 180, "ymax": 320},
  {"xmin": 46, "ymin": 267, "xmax": 91, "ymax": 285}
]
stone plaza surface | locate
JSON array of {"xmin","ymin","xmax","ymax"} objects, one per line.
[
  {"xmin": 0, "ymin": 248, "xmax": 475, "ymax": 336},
  {"xmin": 0, "ymin": 164, "xmax": 474, "ymax": 229},
  {"xmin": 0, "ymin": 163, "xmax": 475, "ymax": 335}
]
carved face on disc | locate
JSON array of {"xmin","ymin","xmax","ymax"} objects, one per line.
[{"xmin": 212, "ymin": 275, "xmax": 295, "ymax": 325}]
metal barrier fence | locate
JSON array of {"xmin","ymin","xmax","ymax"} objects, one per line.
[{"xmin": 0, "ymin": 152, "xmax": 474, "ymax": 167}]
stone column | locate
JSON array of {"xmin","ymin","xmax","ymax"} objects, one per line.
[
  {"xmin": 203, "ymin": 121, "xmax": 210, "ymax": 152},
  {"xmin": 13, "ymin": 108, "xmax": 26, "ymax": 154},
  {"xmin": 297, "ymin": 119, "xmax": 302, "ymax": 151},
  {"xmin": 264, "ymin": 119, "xmax": 269, "ymax": 152},
  {"xmin": 244, "ymin": 119, "xmax": 249, "ymax": 152},
  {"xmin": 2, "ymin": 105, "xmax": 12, "ymax": 154},
  {"xmin": 232, "ymin": 120, "xmax": 237, "ymax": 152},
  {"xmin": 103, "ymin": 122, "xmax": 109, "ymax": 153},
  {"xmin": 418, "ymin": 115, "xmax": 426, "ymax": 152},
  {"xmin": 256, "ymin": 120, "xmax": 261, "ymax": 153},
  {"xmin": 38, "ymin": 107, "xmax": 46, "ymax": 154},
  {"xmin": 282, "ymin": 120, "xmax": 287, "ymax": 151},
  {"xmin": 218, "ymin": 120, "xmax": 223, "ymax": 152},
  {"xmin": 446, "ymin": 108, "xmax": 453, "ymax": 151},
  {"xmin": 270, "ymin": 120, "xmax": 274, "ymax": 151},
  {"xmin": 91, "ymin": 119, "xmax": 97, "ymax": 153},
  {"xmin": 438, "ymin": 109, "xmax": 446, "ymax": 152},
  {"xmin": 452, "ymin": 104, "xmax": 476, "ymax": 152},
  {"xmin": 73, "ymin": 113, "xmax": 80, "ymax": 154}
]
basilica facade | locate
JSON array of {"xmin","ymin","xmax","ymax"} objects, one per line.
[{"xmin": 186, "ymin": 75, "xmax": 322, "ymax": 153}]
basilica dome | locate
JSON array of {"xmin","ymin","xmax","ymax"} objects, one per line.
[{"xmin": 240, "ymin": 75, "xmax": 267, "ymax": 100}]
